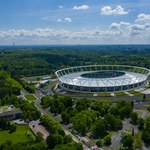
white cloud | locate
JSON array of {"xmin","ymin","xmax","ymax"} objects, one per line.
[
  {"xmin": 101, "ymin": 5, "xmax": 128, "ymax": 15},
  {"xmin": 0, "ymin": 22, "xmax": 149, "ymax": 45},
  {"xmin": 136, "ymin": 13, "xmax": 150, "ymax": 22},
  {"xmin": 109, "ymin": 21, "xmax": 150, "ymax": 37},
  {"xmin": 57, "ymin": 18, "xmax": 62, "ymax": 22},
  {"xmin": 73, "ymin": 4, "xmax": 89, "ymax": 10},
  {"xmin": 64, "ymin": 17, "xmax": 72, "ymax": 22},
  {"xmin": 109, "ymin": 22, "xmax": 130, "ymax": 30},
  {"xmin": 56, "ymin": 17, "xmax": 72, "ymax": 23}
]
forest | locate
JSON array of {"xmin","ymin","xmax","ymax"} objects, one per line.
[{"xmin": 0, "ymin": 45, "xmax": 150, "ymax": 77}]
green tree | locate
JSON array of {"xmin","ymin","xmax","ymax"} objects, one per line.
[
  {"xmin": 35, "ymin": 132, "xmax": 43, "ymax": 143},
  {"xmin": 142, "ymin": 118, "xmax": 150, "ymax": 144},
  {"xmin": 9, "ymin": 124, "xmax": 17, "ymax": 133},
  {"xmin": 54, "ymin": 142, "xmax": 83, "ymax": 150},
  {"xmin": 91, "ymin": 118, "xmax": 107, "ymax": 138},
  {"xmin": 104, "ymin": 135, "xmax": 111, "ymax": 146},
  {"xmin": 133, "ymin": 132, "xmax": 143, "ymax": 150},
  {"xmin": 40, "ymin": 96, "xmax": 52, "ymax": 108},
  {"xmin": 121, "ymin": 133, "xmax": 133, "ymax": 150},
  {"xmin": 75, "ymin": 98, "xmax": 89, "ymax": 111},
  {"xmin": 58, "ymin": 102, "xmax": 65, "ymax": 114},
  {"xmin": 61, "ymin": 111, "xmax": 70, "ymax": 124},
  {"xmin": 138, "ymin": 118, "xmax": 144, "ymax": 130},
  {"xmin": 96, "ymin": 139, "xmax": 103, "ymax": 147},
  {"xmin": 130, "ymin": 112, "xmax": 138, "ymax": 125},
  {"xmin": 46, "ymin": 134, "xmax": 63, "ymax": 149},
  {"xmin": 72, "ymin": 110, "xmax": 97, "ymax": 135},
  {"xmin": 104, "ymin": 114, "xmax": 122, "ymax": 131},
  {"xmin": 63, "ymin": 135, "xmax": 72, "ymax": 144},
  {"xmin": 143, "ymin": 94, "xmax": 146, "ymax": 100}
]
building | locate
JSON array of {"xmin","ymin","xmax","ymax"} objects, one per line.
[
  {"xmin": 0, "ymin": 105, "xmax": 22, "ymax": 120},
  {"xmin": 55, "ymin": 65, "xmax": 150, "ymax": 93}
]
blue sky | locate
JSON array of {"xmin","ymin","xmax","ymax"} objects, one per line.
[{"xmin": 0, "ymin": 0, "xmax": 150, "ymax": 45}]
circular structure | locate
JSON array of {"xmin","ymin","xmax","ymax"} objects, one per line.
[{"xmin": 55, "ymin": 65, "xmax": 150, "ymax": 93}]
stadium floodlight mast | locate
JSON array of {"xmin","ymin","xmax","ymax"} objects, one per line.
[{"xmin": 55, "ymin": 65, "xmax": 150, "ymax": 93}]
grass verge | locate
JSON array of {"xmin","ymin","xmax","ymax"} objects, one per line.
[
  {"xmin": 128, "ymin": 90, "xmax": 142, "ymax": 96},
  {"xmin": 99, "ymin": 93, "xmax": 111, "ymax": 97},
  {"xmin": 115, "ymin": 92, "xmax": 128, "ymax": 96},
  {"xmin": 25, "ymin": 94, "xmax": 37, "ymax": 101}
]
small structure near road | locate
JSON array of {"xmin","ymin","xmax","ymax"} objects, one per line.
[{"xmin": 29, "ymin": 120, "xmax": 49, "ymax": 140}]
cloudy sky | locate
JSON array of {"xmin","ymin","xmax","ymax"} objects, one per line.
[{"xmin": 0, "ymin": 0, "xmax": 150, "ymax": 45}]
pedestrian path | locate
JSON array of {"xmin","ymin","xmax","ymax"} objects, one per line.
[
  {"xmin": 135, "ymin": 88, "xmax": 150, "ymax": 94},
  {"xmin": 110, "ymin": 92, "xmax": 115, "ymax": 96}
]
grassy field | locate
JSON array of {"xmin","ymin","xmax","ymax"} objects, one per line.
[
  {"xmin": 25, "ymin": 94, "xmax": 37, "ymax": 101},
  {"xmin": 99, "ymin": 93, "xmax": 111, "ymax": 97},
  {"xmin": 0, "ymin": 124, "xmax": 34, "ymax": 144},
  {"xmin": 145, "ymin": 97, "xmax": 150, "ymax": 101},
  {"xmin": 128, "ymin": 90, "xmax": 142, "ymax": 96},
  {"xmin": 115, "ymin": 92, "xmax": 128, "ymax": 96}
]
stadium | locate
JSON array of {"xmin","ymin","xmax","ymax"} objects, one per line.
[{"xmin": 55, "ymin": 65, "xmax": 150, "ymax": 93}]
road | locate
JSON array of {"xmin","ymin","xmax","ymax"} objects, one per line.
[{"xmin": 111, "ymin": 119, "xmax": 133, "ymax": 150}]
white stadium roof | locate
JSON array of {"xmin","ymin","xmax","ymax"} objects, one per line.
[{"xmin": 59, "ymin": 71, "xmax": 147, "ymax": 87}]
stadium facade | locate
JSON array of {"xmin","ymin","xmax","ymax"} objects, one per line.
[{"xmin": 55, "ymin": 65, "xmax": 150, "ymax": 93}]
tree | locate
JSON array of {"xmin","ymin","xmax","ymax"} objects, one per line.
[
  {"xmin": 143, "ymin": 94, "xmax": 146, "ymax": 100},
  {"xmin": 130, "ymin": 112, "xmax": 138, "ymax": 125},
  {"xmin": 58, "ymin": 102, "xmax": 65, "ymax": 114},
  {"xmin": 75, "ymin": 98, "xmax": 89, "ymax": 111},
  {"xmin": 61, "ymin": 111, "xmax": 70, "ymax": 124},
  {"xmin": 138, "ymin": 118, "xmax": 144, "ymax": 130},
  {"xmin": 40, "ymin": 96, "xmax": 52, "ymax": 108},
  {"xmin": 121, "ymin": 133, "xmax": 133, "ymax": 150},
  {"xmin": 46, "ymin": 134, "xmax": 63, "ymax": 149},
  {"xmin": 104, "ymin": 135, "xmax": 111, "ymax": 146},
  {"xmin": 35, "ymin": 132, "xmax": 43, "ymax": 142},
  {"xmin": 96, "ymin": 139, "xmax": 103, "ymax": 147},
  {"xmin": 9, "ymin": 124, "xmax": 17, "ymax": 133},
  {"xmin": 117, "ymin": 101, "xmax": 133, "ymax": 119},
  {"xmin": 50, "ymin": 105, "xmax": 58, "ymax": 115},
  {"xmin": 54, "ymin": 142, "xmax": 83, "ymax": 150},
  {"xmin": 0, "ymin": 119, "xmax": 11, "ymax": 130},
  {"xmin": 142, "ymin": 117, "xmax": 150, "ymax": 144},
  {"xmin": 63, "ymin": 135, "xmax": 72, "ymax": 144},
  {"xmin": 72, "ymin": 110, "xmax": 97, "ymax": 135},
  {"xmin": 91, "ymin": 119, "xmax": 107, "ymax": 138},
  {"xmin": 133, "ymin": 132, "xmax": 143, "ymax": 150},
  {"xmin": 104, "ymin": 114, "xmax": 122, "ymax": 131},
  {"xmin": 60, "ymin": 96, "xmax": 73, "ymax": 108}
]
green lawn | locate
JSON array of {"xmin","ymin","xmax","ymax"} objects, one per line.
[
  {"xmin": 99, "ymin": 93, "xmax": 111, "ymax": 97},
  {"xmin": 145, "ymin": 97, "xmax": 150, "ymax": 101},
  {"xmin": 128, "ymin": 90, "xmax": 142, "ymax": 96},
  {"xmin": 0, "ymin": 124, "xmax": 34, "ymax": 144},
  {"xmin": 115, "ymin": 92, "xmax": 128, "ymax": 96},
  {"xmin": 25, "ymin": 94, "xmax": 37, "ymax": 101}
]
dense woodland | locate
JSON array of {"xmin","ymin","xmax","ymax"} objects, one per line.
[{"xmin": 0, "ymin": 45, "xmax": 150, "ymax": 77}]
